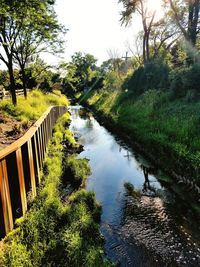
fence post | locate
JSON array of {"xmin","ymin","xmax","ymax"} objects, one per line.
[
  {"xmin": 16, "ymin": 149, "xmax": 27, "ymax": 215},
  {"xmin": 32, "ymin": 135, "xmax": 40, "ymax": 185},
  {"xmin": 0, "ymin": 159, "xmax": 14, "ymax": 236},
  {"xmin": 36, "ymin": 130, "xmax": 42, "ymax": 169},
  {"xmin": 40, "ymin": 124, "xmax": 45, "ymax": 161},
  {"xmin": 27, "ymin": 140, "xmax": 36, "ymax": 198}
]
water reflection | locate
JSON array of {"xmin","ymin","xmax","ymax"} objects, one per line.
[{"xmin": 69, "ymin": 106, "xmax": 200, "ymax": 267}]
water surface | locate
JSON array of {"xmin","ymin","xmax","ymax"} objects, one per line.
[{"xmin": 69, "ymin": 106, "xmax": 200, "ymax": 267}]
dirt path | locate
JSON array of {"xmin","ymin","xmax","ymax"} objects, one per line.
[{"xmin": 0, "ymin": 113, "xmax": 32, "ymax": 150}]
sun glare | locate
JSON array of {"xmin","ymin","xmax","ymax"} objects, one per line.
[{"xmin": 147, "ymin": 0, "xmax": 164, "ymax": 20}]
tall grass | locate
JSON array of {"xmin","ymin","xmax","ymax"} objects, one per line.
[
  {"xmin": 86, "ymin": 89, "xmax": 200, "ymax": 184},
  {"xmin": 0, "ymin": 89, "xmax": 69, "ymax": 122}
]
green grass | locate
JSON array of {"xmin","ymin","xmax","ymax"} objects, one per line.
[
  {"xmin": 86, "ymin": 89, "xmax": 200, "ymax": 184},
  {"xmin": 63, "ymin": 154, "xmax": 91, "ymax": 188},
  {"xmin": 0, "ymin": 112, "xmax": 111, "ymax": 267},
  {"xmin": 0, "ymin": 89, "xmax": 69, "ymax": 122}
]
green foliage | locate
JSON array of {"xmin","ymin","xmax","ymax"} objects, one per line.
[
  {"xmin": 103, "ymin": 70, "xmax": 123, "ymax": 91},
  {"xmin": 122, "ymin": 60, "xmax": 169, "ymax": 96},
  {"xmin": 170, "ymin": 64, "xmax": 200, "ymax": 98},
  {"xmin": 0, "ymin": 70, "xmax": 10, "ymax": 89},
  {"xmin": 0, "ymin": 89, "xmax": 68, "ymax": 122},
  {"xmin": 27, "ymin": 57, "xmax": 63, "ymax": 92},
  {"xmin": 61, "ymin": 189, "xmax": 108, "ymax": 267},
  {"xmin": 3, "ymin": 237, "xmax": 31, "ymax": 267},
  {"xmin": 63, "ymin": 155, "xmax": 91, "ymax": 187},
  {"xmin": 63, "ymin": 129, "xmax": 78, "ymax": 148},
  {"xmin": 62, "ymin": 52, "xmax": 102, "ymax": 96}
]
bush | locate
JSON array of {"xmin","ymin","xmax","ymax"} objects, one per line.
[
  {"xmin": 170, "ymin": 64, "xmax": 200, "ymax": 98},
  {"xmin": 63, "ymin": 155, "xmax": 91, "ymax": 188},
  {"xmin": 122, "ymin": 60, "xmax": 169, "ymax": 96}
]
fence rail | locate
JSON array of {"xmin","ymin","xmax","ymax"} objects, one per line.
[
  {"xmin": 0, "ymin": 88, "xmax": 30, "ymax": 100},
  {"xmin": 0, "ymin": 105, "xmax": 67, "ymax": 238}
]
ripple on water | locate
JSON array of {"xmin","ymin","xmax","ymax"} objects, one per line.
[{"xmin": 111, "ymin": 195, "xmax": 200, "ymax": 266}]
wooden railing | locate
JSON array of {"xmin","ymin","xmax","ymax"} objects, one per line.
[
  {"xmin": 0, "ymin": 106, "xmax": 67, "ymax": 238},
  {"xmin": 0, "ymin": 87, "xmax": 30, "ymax": 99}
]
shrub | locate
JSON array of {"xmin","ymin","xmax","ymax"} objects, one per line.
[
  {"xmin": 63, "ymin": 155, "xmax": 91, "ymax": 188},
  {"xmin": 170, "ymin": 64, "xmax": 200, "ymax": 98},
  {"xmin": 122, "ymin": 60, "xmax": 169, "ymax": 96}
]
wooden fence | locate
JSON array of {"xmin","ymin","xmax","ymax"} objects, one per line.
[
  {"xmin": 0, "ymin": 105, "xmax": 67, "ymax": 238},
  {"xmin": 0, "ymin": 87, "xmax": 30, "ymax": 100}
]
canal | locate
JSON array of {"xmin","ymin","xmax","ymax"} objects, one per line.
[{"xmin": 69, "ymin": 106, "xmax": 200, "ymax": 267}]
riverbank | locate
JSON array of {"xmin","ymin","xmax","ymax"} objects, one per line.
[
  {"xmin": 81, "ymin": 89, "xmax": 200, "ymax": 214},
  {"xmin": 0, "ymin": 111, "xmax": 111, "ymax": 266},
  {"xmin": 0, "ymin": 89, "xmax": 68, "ymax": 150},
  {"xmin": 69, "ymin": 105, "xmax": 200, "ymax": 266}
]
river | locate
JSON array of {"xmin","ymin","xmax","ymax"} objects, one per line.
[{"xmin": 69, "ymin": 106, "xmax": 200, "ymax": 267}]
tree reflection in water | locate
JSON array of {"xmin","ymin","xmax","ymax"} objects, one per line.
[{"xmin": 141, "ymin": 165, "xmax": 157, "ymax": 195}]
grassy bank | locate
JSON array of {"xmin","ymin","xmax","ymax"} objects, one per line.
[
  {"xmin": 0, "ymin": 89, "xmax": 69, "ymax": 122},
  {"xmin": 0, "ymin": 89, "xmax": 69, "ymax": 150},
  {"xmin": 84, "ymin": 88, "xmax": 200, "ymax": 190},
  {"xmin": 0, "ymin": 112, "xmax": 110, "ymax": 267}
]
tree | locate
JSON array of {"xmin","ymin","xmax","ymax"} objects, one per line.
[
  {"xmin": 119, "ymin": 0, "xmax": 156, "ymax": 63},
  {"xmin": 0, "ymin": 0, "xmax": 22, "ymax": 105},
  {"xmin": 149, "ymin": 16, "xmax": 180, "ymax": 59},
  {"xmin": 0, "ymin": 70, "xmax": 9, "ymax": 90},
  {"xmin": 13, "ymin": 2, "xmax": 66, "ymax": 99},
  {"xmin": 63, "ymin": 52, "xmax": 100, "ymax": 95},
  {"xmin": 0, "ymin": 0, "xmax": 65, "ymax": 105},
  {"xmin": 27, "ymin": 56, "xmax": 54, "ymax": 90},
  {"xmin": 107, "ymin": 48, "xmax": 124, "ymax": 74},
  {"xmin": 168, "ymin": 0, "xmax": 200, "ymax": 46}
]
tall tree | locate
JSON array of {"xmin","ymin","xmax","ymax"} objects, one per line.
[
  {"xmin": 13, "ymin": 2, "xmax": 66, "ymax": 99},
  {"xmin": 0, "ymin": 0, "xmax": 22, "ymax": 105},
  {"xmin": 149, "ymin": 16, "xmax": 180, "ymax": 59},
  {"xmin": 168, "ymin": 0, "xmax": 200, "ymax": 46},
  {"xmin": 0, "ymin": 0, "xmax": 65, "ymax": 104},
  {"xmin": 119, "ymin": 0, "xmax": 155, "ymax": 63}
]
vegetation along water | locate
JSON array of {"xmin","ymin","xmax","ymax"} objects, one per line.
[
  {"xmin": 70, "ymin": 105, "xmax": 200, "ymax": 267},
  {"xmin": 1, "ymin": 0, "xmax": 200, "ymax": 266}
]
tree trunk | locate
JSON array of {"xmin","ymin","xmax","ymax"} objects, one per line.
[
  {"xmin": 186, "ymin": 0, "xmax": 200, "ymax": 63},
  {"xmin": 21, "ymin": 67, "xmax": 27, "ymax": 99},
  {"xmin": 191, "ymin": 0, "xmax": 200, "ymax": 45},
  {"xmin": 8, "ymin": 60, "xmax": 17, "ymax": 105},
  {"xmin": 143, "ymin": 33, "xmax": 147, "ymax": 64},
  {"xmin": 146, "ymin": 31, "xmax": 150, "ymax": 62}
]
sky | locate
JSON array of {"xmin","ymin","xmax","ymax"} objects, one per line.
[
  {"xmin": 0, "ymin": 0, "xmax": 163, "ymax": 69},
  {"xmin": 45, "ymin": 0, "xmax": 142, "ymax": 66}
]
